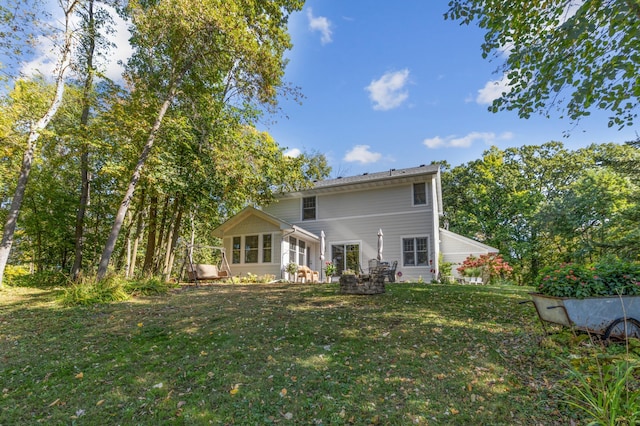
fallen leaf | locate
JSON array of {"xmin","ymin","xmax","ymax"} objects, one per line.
[
  {"xmin": 153, "ymin": 383, "xmax": 163, "ymax": 389},
  {"xmin": 177, "ymin": 401, "xmax": 186, "ymax": 408},
  {"xmin": 75, "ymin": 372, "xmax": 84, "ymax": 379},
  {"xmin": 48, "ymin": 398, "xmax": 60, "ymax": 407},
  {"xmin": 283, "ymin": 412, "xmax": 293, "ymax": 420},
  {"xmin": 137, "ymin": 322, "xmax": 143, "ymax": 327},
  {"xmin": 279, "ymin": 388, "xmax": 287, "ymax": 397},
  {"xmin": 230, "ymin": 384, "xmax": 240, "ymax": 395},
  {"xmin": 96, "ymin": 399, "xmax": 105, "ymax": 406}
]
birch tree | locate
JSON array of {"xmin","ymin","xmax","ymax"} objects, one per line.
[
  {"xmin": 0, "ymin": 0, "xmax": 80, "ymax": 287},
  {"xmin": 96, "ymin": 0, "xmax": 304, "ymax": 280}
]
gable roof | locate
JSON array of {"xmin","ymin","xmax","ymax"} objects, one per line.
[
  {"xmin": 212, "ymin": 206, "xmax": 319, "ymax": 241},
  {"xmin": 313, "ymin": 163, "xmax": 440, "ymax": 190},
  {"xmin": 278, "ymin": 163, "xmax": 443, "ymax": 215},
  {"xmin": 439, "ymin": 228, "xmax": 499, "ymax": 253}
]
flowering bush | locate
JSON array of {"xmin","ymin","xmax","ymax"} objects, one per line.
[
  {"xmin": 535, "ymin": 259, "xmax": 640, "ymax": 298},
  {"xmin": 324, "ymin": 261, "xmax": 337, "ymax": 276},
  {"xmin": 457, "ymin": 254, "xmax": 513, "ymax": 283}
]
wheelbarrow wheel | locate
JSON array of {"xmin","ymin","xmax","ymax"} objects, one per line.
[{"xmin": 602, "ymin": 317, "xmax": 640, "ymax": 341}]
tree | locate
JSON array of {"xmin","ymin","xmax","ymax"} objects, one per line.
[
  {"xmin": 0, "ymin": 0, "xmax": 80, "ymax": 287},
  {"xmin": 446, "ymin": 1, "xmax": 640, "ymax": 128},
  {"xmin": 96, "ymin": 0, "xmax": 305, "ymax": 280}
]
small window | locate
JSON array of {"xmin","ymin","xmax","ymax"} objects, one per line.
[
  {"xmin": 403, "ymin": 237, "xmax": 429, "ymax": 266},
  {"xmin": 245, "ymin": 235, "xmax": 258, "ymax": 263},
  {"xmin": 413, "ymin": 182, "xmax": 427, "ymax": 205},
  {"xmin": 262, "ymin": 234, "xmax": 272, "ymax": 263},
  {"xmin": 302, "ymin": 196, "xmax": 316, "ymax": 220},
  {"xmin": 232, "ymin": 237, "xmax": 241, "ymax": 264}
]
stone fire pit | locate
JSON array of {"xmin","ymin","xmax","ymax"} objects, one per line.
[{"xmin": 339, "ymin": 273, "xmax": 385, "ymax": 295}]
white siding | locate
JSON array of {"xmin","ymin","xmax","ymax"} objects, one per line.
[
  {"xmin": 264, "ymin": 178, "xmax": 438, "ymax": 281},
  {"xmin": 439, "ymin": 229, "xmax": 498, "ymax": 278},
  {"xmin": 222, "ymin": 215, "xmax": 283, "ymax": 279}
]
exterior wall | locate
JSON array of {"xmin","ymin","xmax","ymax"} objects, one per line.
[
  {"xmin": 439, "ymin": 229, "xmax": 498, "ymax": 278},
  {"xmin": 263, "ymin": 178, "xmax": 438, "ymax": 281},
  {"xmin": 221, "ymin": 215, "xmax": 283, "ymax": 279}
]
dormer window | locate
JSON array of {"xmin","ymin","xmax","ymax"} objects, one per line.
[
  {"xmin": 413, "ymin": 182, "xmax": 427, "ymax": 205},
  {"xmin": 302, "ymin": 196, "xmax": 316, "ymax": 220}
]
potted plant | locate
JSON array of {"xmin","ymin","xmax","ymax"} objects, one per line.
[
  {"xmin": 286, "ymin": 262, "xmax": 298, "ymax": 282},
  {"xmin": 530, "ymin": 258, "xmax": 640, "ymax": 339},
  {"xmin": 324, "ymin": 261, "xmax": 336, "ymax": 282}
]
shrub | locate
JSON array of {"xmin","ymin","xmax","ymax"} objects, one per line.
[
  {"xmin": 59, "ymin": 276, "xmax": 130, "ymax": 306},
  {"xmin": 457, "ymin": 254, "xmax": 513, "ymax": 284},
  {"xmin": 6, "ymin": 269, "xmax": 69, "ymax": 288},
  {"xmin": 536, "ymin": 259, "xmax": 640, "ymax": 298}
]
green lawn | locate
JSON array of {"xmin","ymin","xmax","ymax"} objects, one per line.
[{"xmin": 1, "ymin": 283, "xmax": 582, "ymax": 424}]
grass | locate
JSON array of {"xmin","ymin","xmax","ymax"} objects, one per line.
[{"xmin": 0, "ymin": 282, "xmax": 625, "ymax": 425}]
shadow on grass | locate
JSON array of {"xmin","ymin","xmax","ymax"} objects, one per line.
[{"xmin": 0, "ymin": 283, "xmax": 571, "ymax": 425}]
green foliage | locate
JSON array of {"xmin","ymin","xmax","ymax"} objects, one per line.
[
  {"xmin": 536, "ymin": 259, "xmax": 640, "ymax": 298},
  {"xmin": 323, "ymin": 261, "xmax": 336, "ymax": 276},
  {"xmin": 59, "ymin": 276, "xmax": 130, "ymax": 306},
  {"xmin": 562, "ymin": 358, "xmax": 640, "ymax": 426},
  {"xmin": 446, "ymin": 0, "xmax": 640, "ymax": 129},
  {"xmin": 234, "ymin": 273, "xmax": 276, "ymax": 284},
  {"xmin": 5, "ymin": 269, "xmax": 70, "ymax": 288},
  {"xmin": 285, "ymin": 262, "xmax": 298, "ymax": 275}
]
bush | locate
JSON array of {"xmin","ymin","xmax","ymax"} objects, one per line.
[
  {"xmin": 59, "ymin": 276, "xmax": 130, "ymax": 306},
  {"xmin": 536, "ymin": 259, "xmax": 640, "ymax": 298},
  {"xmin": 5, "ymin": 268, "xmax": 70, "ymax": 288}
]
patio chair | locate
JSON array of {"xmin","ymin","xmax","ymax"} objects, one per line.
[
  {"xmin": 383, "ymin": 261, "xmax": 397, "ymax": 282},
  {"xmin": 368, "ymin": 259, "xmax": 380, "ymax": 274}
]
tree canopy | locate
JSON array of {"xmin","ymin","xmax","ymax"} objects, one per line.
[{"xmin": 446, "ymin": 0, "xmax": 640, "ymax": 129}]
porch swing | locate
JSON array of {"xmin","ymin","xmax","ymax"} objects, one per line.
[{"xmin": 184, "ymin": 244, "xmax": 231, "ymax": 283}]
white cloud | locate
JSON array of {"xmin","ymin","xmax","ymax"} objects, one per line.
[
  {"xmin": 284, "ymin": 148, "xmax": 302, "ymax": 158},
  {"xmin": 102, "ymin": 5, "xmax": 133, "ymax": 82},
  {"xmin": 366, "ymin": 69, "xmax": 410, "ymax": 111},
  {"xmin": 19, "ymin": 4, "xmax": 131, "ymax": 84},
  {"xmin": 343, "ymin": 145, "xmax": 382, "ymax": 164},
  {"xmin": 423, "ymin": 131, "xmax": 513, "ymax": 149},
  {"xmin": 476, "ymin": 74, "xmax": 511, "ymax": 104},
  {"xmin": 307, "ymin": 8, "xmax": 332, "ymax": 45}
]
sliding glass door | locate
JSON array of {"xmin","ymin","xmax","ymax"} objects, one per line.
[{"xmin": 331, "ymin": 243, "xmax": 360, "ymax": 274}]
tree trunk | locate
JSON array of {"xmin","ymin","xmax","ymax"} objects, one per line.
[
  {"xmin": 71, "ymin": 0, "xmax": 96, "ymax": 281},
  {"xmin": 153, "ymin": 195, "xmax": 171, "ymax": 273},
  {"xmin": 142, "ymin": 193, "xmax": 158, "ymax": 275},
  {"xmin": 127, "ymin": 192, "xmax": 147, "ymax": 278},
  {"xmin": 96, "ymin": 91, "xmax": 175, "ymax": 281},
  {"xmin": 162, "ymin": 197, "xmax": 183, "ymax": 281},
  {"xmin": 0, "ymin": 0, "xmax": 78, "ymax": 287}
]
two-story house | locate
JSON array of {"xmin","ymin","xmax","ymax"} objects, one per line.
[{"xmin": 212, "ymin": 164, "xmax": 497, "ymax": 282}]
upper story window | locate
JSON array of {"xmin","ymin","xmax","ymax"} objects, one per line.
[
  {"xmin": 302, "ymin": 196, "xmax": 316, "ymax": 220},
  {"xmin": 413, "ymin": 182, "xmax": 427, "ymax": 206}
]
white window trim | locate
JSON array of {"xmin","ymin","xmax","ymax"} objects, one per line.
[
  {"xmin": 231, "ymin": 233, "xmax": 275, "ymax": 265},
  {"xmin": 329, "ymin": 240, "xmax": 362, "ymax": 272},
  {"xmin": 400, "ymin": 235, "xmax": 431, "ymax": 268},
  {"xmin": 301, "ymin": 196, "xmax": 317, "ymax": 221},
  {"xmin": 411, "ymin": 181, "xmax": 429, "ymax": 207}
]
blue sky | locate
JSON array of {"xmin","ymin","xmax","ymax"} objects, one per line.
[
  {"xmin": 13, "ymin": 1, "xmax": 637, "ymax": 176},
  {"xmin": 265, "ymin": 1, "xmax": 638, "ymax": 175}
]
